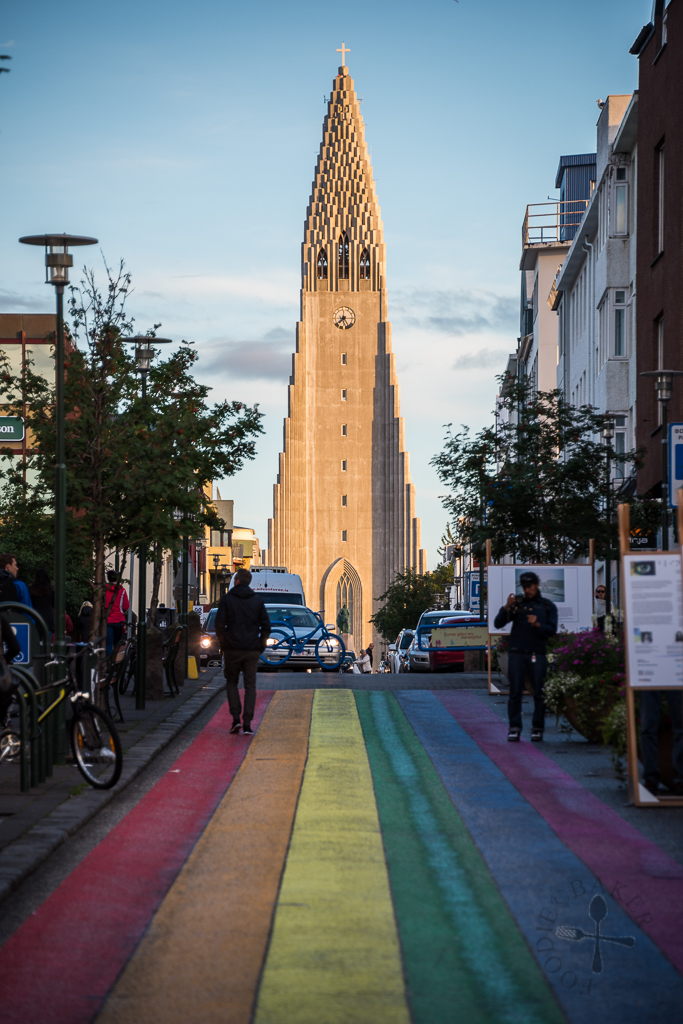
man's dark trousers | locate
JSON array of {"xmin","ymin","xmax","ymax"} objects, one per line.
[
  {"xmin": 640, "ymin": 690, "xmax": 683, "ymax": 785},
  {"xmin": 224, "ymin": 649, "xmax": 261, "ymax": 724},
  {"xmin": 508, "ymin": 652, "xmax": 547, "ymax": 732}
]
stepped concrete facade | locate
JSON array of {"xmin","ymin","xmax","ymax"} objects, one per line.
[{"xmin": 267, "ymin": 61, "xmax": 426, "ymax": 654}]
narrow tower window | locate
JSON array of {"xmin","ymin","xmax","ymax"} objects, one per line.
[
  {"xmin": 342, "ymin": 531, "xmax": 348, "ymax": 542},
  {"xmin": 341, "ymin": 352, "xmax": 347, "ymax": 365},
  {"xmin": 359, "ymin": 248, "xmax": 370, "ymax": 280},
  {"xmin": 338, "ymin": 232, "xmax": 350, "ymax": 280},
  {"xmin": 317, "ymin": 249, "xmax": 328, "ymax": 280},
  {"xmin": 341, "ymin": 494, "xmax": 347, "ymax": 506},
  {"xmin": 341, "ymin": 460, "xmax": 347, "ymax": 472},
  {"xmin": 341, "ymin": 389, "xmax": 347, "ymax": 401},
  {"xmin": 341, "ymin": 424, "xmax": 347, "ymax": 436}
]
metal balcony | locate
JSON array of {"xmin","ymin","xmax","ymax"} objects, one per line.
[{"xmin": 522, "ymin": 200, "xmax": 588, "ymax": 246}]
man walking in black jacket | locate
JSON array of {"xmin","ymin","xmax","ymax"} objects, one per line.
[
  {"xmin": 494, "ymin": 571, "xmax": 558, "ymax": 743},
  {"xmin": 214, "ymin": 568, "xmax": 271, "ymax": 735}
]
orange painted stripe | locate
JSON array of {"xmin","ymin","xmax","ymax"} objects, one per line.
[{"xmin": 96, "ymin": 689, "xmax": 313, "ymax": 1024}]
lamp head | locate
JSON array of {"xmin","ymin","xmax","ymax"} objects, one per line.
[
  {"xmin": 123, "ymin": 335, "xmax": 173, "ymax": 373},
  {"xmin": 602, "ymin": 416, "xmax": 615, "ymax": 441},
  {"xmin": 19, "ymin": 233, "xmax": 98, "ymax": 288}
]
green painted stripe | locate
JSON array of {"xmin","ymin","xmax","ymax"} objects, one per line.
[{"xmin": 355, "ymin": 690, "xmax": 565, "ymax": 1024}]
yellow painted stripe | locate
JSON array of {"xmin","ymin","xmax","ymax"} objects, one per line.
[
  {"xmin": 96, "ymin": 690, "xmax": 313, "ymax": 1024},
  {"xmin": 254, "ymin": 689, "xmax": 410, "ymax": 1024}
]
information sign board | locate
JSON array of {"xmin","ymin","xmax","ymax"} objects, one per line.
[
  {"xmin": 669, "ymin": 423, "xmax": 683, "ymax": 507},
  {"xmin": 487, "ymin": 564, "xmax": 594, "ymax": 635},
  {"xmin": 622, "ymin": 553, "xmax": 683, "ymax": 688},
  {"xmin": 0, "ymin": 416, "xmax": 25, "ymax": 441},
  {"xmin": 430, "ymin": 625, "xmax": 489, "ymax": 649}
]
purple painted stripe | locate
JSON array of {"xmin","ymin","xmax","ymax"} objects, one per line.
[{"xmin": 436, "ymin": 691, "xmax": 683, "ymax": 974}]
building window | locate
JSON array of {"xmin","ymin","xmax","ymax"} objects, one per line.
[
  {"xmin": 341, "ymin": 352, "xmax": 347, "ymax": 365},
  {"xmin": 662, "ymin": 9, "xmax": 668, "ymax": 45},
  {"xmin": 341, "ymin": 424, "xmax": 347, "ymax": 436},
  {"xmin": 341, "ymin": 494, "xmax": 347, "ymax": 506},
  {"xmin": 317, "ymin": 249, "xmax": 328, "ymax": 280},
  {"xmin": 336, "ymin": 569, "xmax": 354, "ymax": 634},
  {"xmin": 598, "ymin": 183, "xmax": 608, "ymax": 251},
  {"xmin": 614, "ymin": 182, "xmax": 627, "ymax": 235},
  {"xmin": 614, "ymin": 415, "xmax": 626, "ymax": 479},
  {"xmin": 614, "ymin": 291, "xmax": 626, "ymax": 357},
  {"xmin": 598, "ymin": 295, "xmax": 608, "ymax": 369},
  {"xmin": 359, "ymin": 248, "xmax": 370, "ymax": 280},
  {"xmin": 341, "ymin": 460, "xmax": 347, "ymax": 471},
  {"xmin": 341, "ymin": 530, "xmax": 347, "ymax": 542},
  {"xmin": 657, "ymin": 143, "xmax": 665, "ymax": 255},
  {"xmin": 338, "ymin": 232, "xmax": 350, "ymax": 279},
  {"xmin": 341, "ymin": 389, "xmax": 347, "ymax": 401}
]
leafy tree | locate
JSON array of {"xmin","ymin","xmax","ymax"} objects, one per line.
[
  {"xmin": 431, "ymin": 375, "xmax": 658, "ymax": 565},
  {"xmin": 0, "ymin": 260, "xmax": 263, "ymax": 647},
  {"xmin": 371, "ymin": 565, "xmax": 453, "ymax": 643}
]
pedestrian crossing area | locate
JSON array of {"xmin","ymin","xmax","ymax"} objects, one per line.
[{"xmin": 1, "ymin": 689, "xmax": 682, "ymax": 1023}]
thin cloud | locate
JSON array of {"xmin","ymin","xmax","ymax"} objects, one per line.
[
  {"xmin": 0, "ymin": 289, "xmax": 54, "ymax": 313},
  {"xmin": 394, "ymin": 288, "xmax": 517, "ymax": 336},
  {"xmin": 453, "ymin": 348, "xmax": 511, "ymax": 370},
  {"xmin": 196, "ymin": 329, "xmax": 294, "ymax": 381}
]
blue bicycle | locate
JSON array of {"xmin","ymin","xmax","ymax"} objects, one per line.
[{"xmin": 261, "ymin": 613, "xmax": 346, "ymax": 670}]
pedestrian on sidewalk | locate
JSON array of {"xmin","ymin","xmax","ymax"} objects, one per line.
[
  {"xmin": 0, "ymin": 554, "xmax": 20, "ymax": 605},
  {"xmin": 0, "ymin": 611, "xmax": 22, "ymax": 729},
  {"xmin": 105, "ymin": 570, "xmax": 129, "ymax": 655},
  {"xmin": 29, "ymin": 569, "xmax": 55, "ymax": 633},
  {"xmin": 0, "ymin": 553, "xmax": 31, "ymax": 607},
  {"xmin": 78, "ymin": 601, "xmax": 94, "ymax": 643},
  {"xmin": 215, "ymin": 567, "xmax": 270, "ymax": 735},
  {"xmin": 367, "ymin": 642, "xmax": 374, "ymax": 672},
  {"xmin": 494, "ymin": 571, "xmax": 557, "ymax": 743},
  {"xmin": 355, "ymin": 649, "xmax": 372, "ymax": 674}
]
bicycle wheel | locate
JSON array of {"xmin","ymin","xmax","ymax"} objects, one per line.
[
  {"xmin": 119, "ymin": 649, "xmax": 135, "ymax": 694},
  {"xmin": 0, "ymin": 729, "xmax": 21, "ymax": 763},
  {"xmin": 71, "ymin": 703, "xmax": 122, "ymax": 789},
  {"xmin": 315, "ymin": 633, "xmax": 345, "ymax": 670},
  {"xmin": 260, "ymin": 629, "xmax": 294, "ymax": 667}
]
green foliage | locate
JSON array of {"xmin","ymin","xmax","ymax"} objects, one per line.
[
  {"xmin": 431, "ymin": 375, "xmax": 659, "ymax": 563},
  {"xmin": 371, "ymin": 565, "xmax": 453, "ymax": 643},
  {"xmin": 0, "ymin": 259, "xmax": 264, "ymax": 640}
]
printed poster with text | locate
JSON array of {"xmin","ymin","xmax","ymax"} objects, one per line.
[{"xmin": 623, "ymin": 553, "xmax": 683, "ymax": 688}]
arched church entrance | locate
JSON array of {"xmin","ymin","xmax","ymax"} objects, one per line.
[{"xmin": 320, "ymin": 558, "xmax": 364, "ymax": 658}]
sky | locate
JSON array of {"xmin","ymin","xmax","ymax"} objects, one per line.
[{"xmin": 0, "ymin": 0, "xmax": 652, "ymax": 566}]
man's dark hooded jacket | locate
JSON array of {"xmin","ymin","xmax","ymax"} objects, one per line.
[{"xmin": 215, "ymin": 584, "xmax": 271, "ymax": 652}]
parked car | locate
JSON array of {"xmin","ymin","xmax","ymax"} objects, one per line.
[
  {"xmin": 408, "ymin": 609, "xmax": 478, "ymax": 673},
  {"xmin": 387, "ymin": 628, "xmax": 415, "ymax": 673},
  {"xmin": 428, "ymin": 614, "xmax": 481, "ymax": 673},
  {"xmin": 199, "ymin": 607, "xmax": 221, "ymax": 667}
]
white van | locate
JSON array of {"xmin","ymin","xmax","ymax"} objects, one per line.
[{"xmin": 231, "ymin": 567, "xmax": 306, "ymax": 606}]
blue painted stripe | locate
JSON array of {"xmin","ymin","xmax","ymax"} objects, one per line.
[
  {"xmin": 395, "ymin": 690, "xmax": 683, "ymax": 1024},
  {"xmin": 370, "ymin": 692, "xmax": 549, "ymax": 1024}
]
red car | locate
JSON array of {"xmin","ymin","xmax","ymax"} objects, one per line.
[{"xmin": 428, "ymin": 615, "xmax": 483, "ymax": 673}]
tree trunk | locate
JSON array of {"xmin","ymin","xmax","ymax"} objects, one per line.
[{"xmin": 148, "ymin": 545, "xmax": 163, "ymax": 627}]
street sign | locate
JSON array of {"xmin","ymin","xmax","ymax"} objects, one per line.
[
  {"xmin": 630, "ymin": 528, "xmax": 657, "ymax": 550},
  {"xmin": 9, "ymin": 622, "xmax": 31, "ymax": 664},
  {"xmin": 0, "ymin": 416, "xmax": 25, "ymax": 441},
  {"xmin": 668, "ymin": 423, "xmax": 683, "ymax": 507},
  {"xmin": 467, "ymin": 572, "xmax": 486, "ymax": 614}
]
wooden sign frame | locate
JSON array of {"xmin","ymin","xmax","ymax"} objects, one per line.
[
  {"xmin": 619, "ymin": 501, "xmax": 683, "ymax": 808},
  {"xmin": 486, "ymin": 541, "xmax": 595, "ymax": 697}
]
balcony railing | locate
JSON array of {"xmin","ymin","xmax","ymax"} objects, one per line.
[{"xmin": 522, "ymin": 200, "xmax": 589, "ymax": 246}]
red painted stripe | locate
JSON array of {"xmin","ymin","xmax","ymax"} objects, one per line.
[
  {"xmin": 436, "ymin": 691, "xmax": 683, "ymax": 974},
  {"xmin": 0, "ymin": 691, "xmax": 273, "ymax": 1024}
]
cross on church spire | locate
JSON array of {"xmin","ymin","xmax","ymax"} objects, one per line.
[{"xmin": 336, "ymin": 42, "xmax": 350, "ymax": 65}]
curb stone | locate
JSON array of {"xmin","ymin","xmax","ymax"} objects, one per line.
[{"xmin": 0, "ymin": 674, "xmax": 225, "ymax": 905}]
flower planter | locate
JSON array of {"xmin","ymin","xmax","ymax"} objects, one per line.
[{"xmin": 563, "ymin": 695, "xmax": 605, "ymax": 744}]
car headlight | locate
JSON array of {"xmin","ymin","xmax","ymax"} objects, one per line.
[
  {"xmin": 266, "ymin": 637, "xmax": 277, "ymax": 646},
  {"xmin": 200, "ymin": 636, "xmax": 211, "ymax": 648}
]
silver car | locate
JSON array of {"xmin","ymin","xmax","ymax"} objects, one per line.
[{"xmin": 387, "ymin": 629, "xmax": 415, "ymax": 673}]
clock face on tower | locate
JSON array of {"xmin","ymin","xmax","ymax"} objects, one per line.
[{"xmin": 333, "ymin": 306, "xmax": 356, "ymax": 330}]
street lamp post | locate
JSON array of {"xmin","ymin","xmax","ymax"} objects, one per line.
[
  {"xmin": 124, "ymin": 337, "xmax": 172, "ymax": 709},
  {"xmin": 602, "ymin": 416, "xmax": 615, "ymax": 620},
  {"xmin": 18, "ymin": 234, "xmax": 98, "ymax": 665},
  {"xmin": 212, "ymin": 553, "xmax": 220, "ymax": 604},
  {"xmin": 220, "ymin": 565, "xmax": 229, "ymax": 599},
  {"xmin": 640, "ymin": 370, "xmax": 683, "ymax": 551}
]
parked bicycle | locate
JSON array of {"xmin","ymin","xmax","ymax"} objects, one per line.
[
  {"xmin": 1, "ymin": 642, "xmax": 123, "ymax": 789},
  {"xmin": 261, "ymin": 614, "xmax": 346, "ymax": 670}
]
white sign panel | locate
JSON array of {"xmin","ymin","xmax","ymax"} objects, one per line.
[
  {"xmin": 487, "ymin": 564, "xmax": 594, "ymax": 635},
  {"xmin": 669, "ymin": 423, "xmax": 683, "ymax": 508},
  {"xmin": 623, "ymin": 553, "xmax": 683, "ymax": 689}
]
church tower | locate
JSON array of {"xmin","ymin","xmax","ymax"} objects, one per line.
[{"xmin": 267, "ymin": 53, "xmax": 426, "ymax": 653}]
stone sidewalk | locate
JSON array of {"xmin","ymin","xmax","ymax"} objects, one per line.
[{"xmin": 0, "ymin": 668, "xmax": 225, "ymax": 903}]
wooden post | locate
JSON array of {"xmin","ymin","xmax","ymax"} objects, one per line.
[
  {"xmin": 618, "ymin": 503, "xmax": 630, "ymax": 557},
  {"xmin": 486, "ymin": 539, "xmax": 492, "ymax": 567},
  {"xmin": 589, "ymin": 538, "xmax": 595, "ymax": 565}
]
